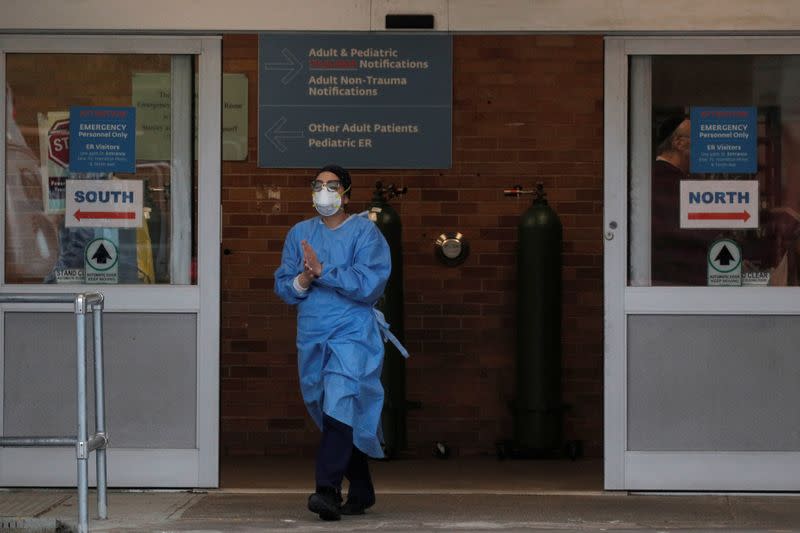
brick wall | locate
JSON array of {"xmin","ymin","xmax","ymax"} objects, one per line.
[{"xmin": 220, "ymin": 34, "xmax": 604, "ymax": 458}]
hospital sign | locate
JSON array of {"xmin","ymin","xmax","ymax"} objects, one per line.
[
  {"xmin": 680, "ymin": 180, "xmax": 758, "ymax": 229},
  {"xmin": 69, "ymin": 106, "xmax": 136, "ymax": 173},
  {"xmin": 690, "ymin": 107, "xmax": 757, "ymax": 174}
]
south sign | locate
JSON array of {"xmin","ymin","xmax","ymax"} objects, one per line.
[{"xmin": 65, "ymin": 179, "xmax": 143, "ymax": 229}]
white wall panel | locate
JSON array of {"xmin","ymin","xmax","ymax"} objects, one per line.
[
  {"xmin": 449, "ymin": 0, "xmax": 798, "ymax": 32},
  {"xmin": 0, "ymin": 0, "xmax": 372, "ymax": 31},
  {"xmin": 1, "ymin": 0, "xmax": 799, "ymax": 32}
]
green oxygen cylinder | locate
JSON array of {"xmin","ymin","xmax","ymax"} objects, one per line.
[
  {"xmin": 368, "ymin": 182, "xmax": 407, "ymax": 458},
  {"xmin": 509, "ymin": 183, "xmax": 563, "ymax": 453}
]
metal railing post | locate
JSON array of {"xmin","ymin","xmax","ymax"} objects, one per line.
[
  {"xmin": 0, "ymin": 292, "xmax": 108, "ymax": 532},
  {"xmin": 74, "ymin": 294, "xmax": 89, "ymax": 533},
  {"xmin": 92, "ymin": 297, "xmax": 108, "ymax": 520}
]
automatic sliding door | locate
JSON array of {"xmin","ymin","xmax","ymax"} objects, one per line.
[
  {"xmin": 605, "ymin": 37, "xmax": 800, "ymax": 491},
  {"xmin": 0, "ymin": 36, "xmax": 220, "ymax": 488}
]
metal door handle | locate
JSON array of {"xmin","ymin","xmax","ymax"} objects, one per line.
[{"xmin": 605, "ymin": 220, "xmax": 617, "ymax": 240}]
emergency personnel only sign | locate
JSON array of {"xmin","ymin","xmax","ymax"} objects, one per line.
[
  {"xmin": 679, "ymin": 180, "xmax": 758, "ymax": 229},
  {"xmin": 65, "ymin": 179, "xmax": 143, "ymax": 229}
]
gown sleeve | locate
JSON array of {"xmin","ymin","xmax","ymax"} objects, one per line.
[
  {"xmin": 274, "ymin": 225, "xmax": 311, "ymax": 305},
  {"xmin": 315, "ymin": 223, "xmax": 390, "ymax": 304}
]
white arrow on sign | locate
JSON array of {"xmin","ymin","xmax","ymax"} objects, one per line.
[
  {"xmin": 264, "ymin": 48, "xmax": 304, "ymax": 85},
  {"xmin": 265, "ymin": 117, "xmax": 305, "ymax": 153}
]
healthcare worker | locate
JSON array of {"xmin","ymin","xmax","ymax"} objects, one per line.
[{"xmin": 274, "ymin": 164, "xmax": 406, "ymax": 521}]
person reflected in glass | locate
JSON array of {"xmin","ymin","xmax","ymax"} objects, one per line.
[
  {"xmin": 274, "ymin": 165, "xmax": 405, "ymax": 521},
  {"xmin": 651, "ymin": 115, "xmax": 715, "ymax": 285}
]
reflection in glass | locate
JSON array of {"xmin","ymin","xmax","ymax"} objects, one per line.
[
  {"xmin": 629, "ymin": 55, "xmax": 800, "ymax": 286},
  {"xmin": 4, "ymin": 54, "xmax": 197, "ymax": 285}
]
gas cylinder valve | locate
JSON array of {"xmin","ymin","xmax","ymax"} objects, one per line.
[
  {"xmin": 503, "ymin": 182, "xmax": 546, "ymax": 200},
  {"xmin": 374, "ymin": 181, "xmax": 408, "ymax": 202}
]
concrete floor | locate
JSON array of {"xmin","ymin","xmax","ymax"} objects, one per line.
[
  {"xmin": 220, "ymin": 455, "xmax": 604, "ymax": 492},
  {"xmin": 3, "ymin": 457, "xmax": 800, "ymax": 532}
]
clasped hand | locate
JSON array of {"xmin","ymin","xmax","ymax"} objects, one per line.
[{"xmin": 298, "ymin": 240, "xmax": 322, "ymax": 288}]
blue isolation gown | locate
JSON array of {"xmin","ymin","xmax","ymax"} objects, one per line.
[{"xmin": 274, "ymin": 214, "xmax": 392, "ymax": 458}]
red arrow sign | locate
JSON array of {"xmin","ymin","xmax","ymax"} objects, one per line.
[
  {"xmin": 688, "ymin": 210, "xmax": 751, "ymax": 222},
  {"xmin": 73, "ymin": 209, "xmax": 136, "ymax": 221}
]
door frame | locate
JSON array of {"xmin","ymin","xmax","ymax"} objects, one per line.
[
  {"xmin": 0, "ymin": 35, "xmax": 221, "ymax": 487},
  {"xmin": 604, "ymin": 35, "xmax": 800, "ymax": 491}
]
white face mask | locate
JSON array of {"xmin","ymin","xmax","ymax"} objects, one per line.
[{"xmin": 312, "ymin": 189, "xmax": 343, "ymax": 217}]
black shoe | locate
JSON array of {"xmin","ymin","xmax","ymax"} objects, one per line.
[
  {"xmin": 340, "ymin": 495, "xmax": 375, "ymax": 515},
  {"xmin": 307, "ymin": 488, "xmax": 342, "ymax": 521}
]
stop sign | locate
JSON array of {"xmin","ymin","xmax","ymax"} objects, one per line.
[{"xmin": 47, "ymin": 118, "xmax": 70, "ymax": 168}]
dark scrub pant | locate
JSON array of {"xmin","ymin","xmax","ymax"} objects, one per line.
[{"xmin": 316, "ymin": 414, "xmax": 375, "ymax": 503}]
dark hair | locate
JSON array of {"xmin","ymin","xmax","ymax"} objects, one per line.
[
  {"xmin": 655, "ymin": 115, "xmax": 689, "ymax": 155},
  {"xmin": 317, "ymin": 164, "xmax": 352, "ymax": 198}
]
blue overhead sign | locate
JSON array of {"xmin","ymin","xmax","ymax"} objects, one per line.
[
  {"xmin": 258, "ymin": 33, "xmax": 452, "ymax": 168},
  {"xmin": 69, "ymin": 106, "xmax": 136, "ymax": 173},
  {"xmin": 690, "ymin": 107, "xmax": 757, "ymax": 174}
]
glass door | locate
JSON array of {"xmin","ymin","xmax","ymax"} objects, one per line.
[
  {"xmin": 0, "ymin": 36, "xmax": 220, "ymax": 487},
  {"xmin": 605, "ymin": 37, "xmax": 800, "ymax": 490}
]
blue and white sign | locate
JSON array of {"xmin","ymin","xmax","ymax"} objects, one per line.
[
  {"xmin": 690, "ymin": 107, "xmax": 757, "ymax": 174},
  {"xmin": 258, "ymin": 33, "xmax": 452, "ymax": 168},
  {"xmin": 69, "ymin": 106, "xmax": 136, "ymax": 173},
  {"xmin": 680, "ymin": 180, "xmax": 758, "ymax": 229}
]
